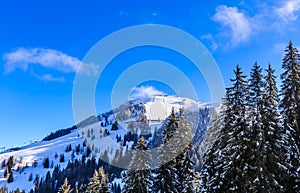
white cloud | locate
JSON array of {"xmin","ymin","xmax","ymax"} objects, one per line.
[
  {"xmin": 34, "ymin": 73, "xmax": 65, "ymax": 83},
  {"xmin": 212, "ymin": 5, "xmax": 251, "ymax": 46},
  {"xmin": 201, "ymin": 34, "xmax": 219, "ymax": 51},
  {"xmin": 276, "ymin": 0, "xmax": 300, "ymax": 22},
  {"xmin": 129, "ymin": 86, "xmax": 165, "ymax": 100},
  {"xmin": 3, "ymin": 48, "xmax": 99, "ymax": 76}
]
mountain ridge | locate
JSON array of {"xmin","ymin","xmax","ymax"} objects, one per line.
[{"xmin": 0, "ymin": 95, "xmax": 218, "ymax": 192}]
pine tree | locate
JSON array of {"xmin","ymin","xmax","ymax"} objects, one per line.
[
  {"xmin": 173, "ymin": 108, "xmax": 195, "ymax": 192},
  {"xmin": 58, "ymin": 178, "xmax": 73, "ymax": 193},
  {"xmin": 154, "ymin": 107, "xmax": 179, "ymax": 193},
  {"xmin": 201, "ymin": 102, "xmax": 227, "ymax": 192},
  {"xmin": 86, "ymin": 167, "xmax": 110, "ymax": 193},
  {"xmin": 123, "ymin": 137, "xmax": 152, "ymax": 193},
  {"xmin": 247, "ymin": 62, "xmax": 265, "ymax": 191},
  {"xmin": 163, "ymin": 107, "xmax": 177, "ymax": 142},
  {"xmin": 87, "ymin": 170, "xmax": 100, "ymax": 192},
  {"xmin": 182, "ymin": 150, "xmax": 195, "ymax": 193},
  {"xmin": 248, "ymin": 62, "xmax": 264, "ymax": 124},
  {"xmin": 279, "ymin": 41, "xmax": 300, "ymax": 191},
  {"xmin": 280, "ymin": 41, "xmax": 300, "ymax": 130},
  {"xmin": 281, "ymin": 125, "xmax": 300, "ymax": 192},
  {"xmin": 201, "ymin": 65, "xmax": 250, "ymax": 192},
  {"xmin": 7, "ymin": 171, "xmax": 13, "ymax": 183},
  {"xmin": 260, "ymin": 64, "xmax": 286, "ymax": 192},
  {"xmin": 43, "ymin": 157, "xmax": 50, "ymax": 168},
  {"xmin": 0, "ymin": 185, "xmax": 7, "ymax": 193}
]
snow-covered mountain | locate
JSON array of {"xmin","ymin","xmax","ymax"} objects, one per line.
[{"xmin": 0, "ymin": 95, "xmax": 218, "ymax": 192}]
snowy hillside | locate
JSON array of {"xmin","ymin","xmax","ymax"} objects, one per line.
[{"xmin": 0, "ymin": 95, "xmax": 216, "ymax": 192}]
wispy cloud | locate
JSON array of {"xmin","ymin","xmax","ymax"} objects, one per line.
[
  {"xmin": 210, "ymin": 2, "xmax": 300, "ymax": 49},
  {"xmin": 3, "ymin": 48, "xmax": 99, "ymax": 80},
  {"xmin": 201, "ymin": 34, "xmax": 219, "ymax": 51},
  {"xmin": 32, "ymin": 73, "xmax": 65, "ymax": 83},
  {"xmin": 212, "ymin": 5, "xmax": 251, "ymax": 46},
  {"xmin": 129, "ymin": 86, "xmax": 165, "ymax": 100},
  {"xmin": 276, "ymin": 0, "xmax": 300, "ymax": 22}
]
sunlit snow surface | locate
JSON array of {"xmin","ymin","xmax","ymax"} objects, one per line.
[{"xmin": 0, "ymin": 95, "xmax": 212, "ymax": 191}]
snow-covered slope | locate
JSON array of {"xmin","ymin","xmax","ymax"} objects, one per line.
[
  {"xmin": 0, "ymin": 129, "xmax": 81, "ymax": 191},
  {"xmin": 0, "ymin": 95, "xmax": 215, "ymax": 192}
]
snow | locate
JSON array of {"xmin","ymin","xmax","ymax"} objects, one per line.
[
  {"xmin": 0, "ymin": 95, "xmax": 211, "ymax": 192},
  {"xmin": 0, "ymin": 130, "xmax": 82, "ymax": 192}
]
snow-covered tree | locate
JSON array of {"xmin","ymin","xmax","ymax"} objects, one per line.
[
  {"xmin": 154, "ymin": 107, "xmax": 179, "ymax": 193},
  {"xmin": 173, "ymin": 108, "xmax": 195, "ymax": 192},
  {"xmin": 86, "ymin": 167, "xmax": 110, "ymax": 193},
  {"xmin": 260, "ymin": 64, "xmax": 286, "ymax": 192},
  {"xmin": 246, "ymin": 62, "xmax": 265, "ymax": 191},
  {"xmin": 248, "ymin": 62, "xmax": 264, "ymax": 124},
  {"xmin": 58, "ymin": 178, "xmax": 73, "ymax": 193},
  {"xmin": 0, "ymin": 185, "xmax": 7, "ymax": 193},
  {"xmin": 279, "ymin": 41, "xmax": 300, "ymax": 191},
  {"xmin": 280, "ymin": 41, "xmax": 300, "ymax": 130},
  {"xmin": 201, "ymin": 65, "xmax": 251, "ymax": 192},
  {"xmin": 123, "ymin": 137, "xmax": 152, "ymax": 193}
]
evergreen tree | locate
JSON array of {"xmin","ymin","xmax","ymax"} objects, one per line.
[
  {"xmin": 247, "ymin": 62, "xmax": 265, "ymax": 191},
  {"xmin": 154, "ymin": 107, "xmax": 179, "ymax": 193},
  {"xmin": 173, "ymin": 108, "xmax": 195, "ymax": 192},
  {"xmin": 162, "ymin": 107, "xmax": 177, "ymax": 141},
  {"xmin": 181, "ymin": 150, "xmax": 195, "ymax": 193},
  {"xmin": 28, "ymin": 173, "xmax": 33, "ymax": 181},
  {"xmin": 0, "ymin": 185, "xmax": 7, "ymax": 193},
  {"xmin": 7, "ymin": 171, "xmax": 13, "ymax": 183},
  {"xmin": 260, "ymin": 64, "xmax": 286, "ymax": 192},
  {"xmin": 43, "ymin": 157, "xmax": 50, "ymax": 168},
  {"xmin": 201, "ymin": 65, "xmax": 250, "ymax": 192},
  {"xmin": 123, "ymin": 137, "xmax": 152, "ymax": 193},
  {"xmin": 86, "ymin": 167, "xmax": 110, "ymax": 193},
  {"xmin": 280, "ymin": 41, "xmax": 300, "ymax": 130},
  {"xmin": 58, "ymin": 178, "xmax": 73, "ymax": 193},
  {"xmin": 279, "ymin": 41, "xmax": 300, "ymax": 191},
  {"xmin": 201, "ymin": 102, "xmax": 228, "ymax": 192},
  {"xmin": 281, "ymin": 125, "xmax": 300, "ymax": 191},
  {"xmin": 248, "ymin": 62, "xmax": 264, "ymax": 124}
]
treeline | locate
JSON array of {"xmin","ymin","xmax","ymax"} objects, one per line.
[
  {"xmin": 201, "ymin": 41, "xmax": 300, "ymax": 192},
  {"xmin": 29, "ymin": 107, "xmax": 195, "ymax": 193},
  {"xmin": 42, "ymin": 126, "xmax": 77, "ymax": 141}
]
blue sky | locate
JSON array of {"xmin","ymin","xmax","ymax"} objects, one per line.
[{"xmin": 1, "ymin": 0, "xmax": 300, "ymax": 148}]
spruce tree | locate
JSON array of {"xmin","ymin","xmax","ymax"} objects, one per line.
[
  {"xmin": 248, "ymin": 62, "xmax": 264, "ymax": 120},
  {"xmin": 86, "ymin": 169, "xmax": 101, "ymax": 192},
  {"xmin": 162, "ymin": 107, "xmax": 177, "ymax": 141},
  {"xmin": 173, "ymin": 108, "xmax": 195, "ymax": 192},
  {"xmin": 0, "ymin": 185, "xmax": 7, "ymax": 193},
  {"xmin": 279, "ymin": 41, "xmax": 300, "ymax": 191},
  {"xmin": 86, "ymin": 167, "xmax": 110, "ymax": 193},
  {"xmin": 281, "ymin": 125, "xmax": 300, "ymax": 192},
  {"xmin": 123, "ymin": 137, "xmax": 152, "ymax": 193},
  {"xmin": 154, "ymin": 107, "xmax": 179, "ymax": 193},
  {"xmin": 58, "ymin": 178, "xmax": 73, "ymax": 193},
  {"xmin": 201, "ymin": 65, "xmax": 250, "ymax": 192},
  {"xmin": 7, "ymin": 171, "xmax": 13, "ymax": 183},
  {"xmin": 260, "ymin": 64, "xmax": 286, "ymax": 192},
  {"xmin": 247, "ymin": 62, "xmax": 265, "ymax": 191},
  {"xmin": 201, "ymin": 102, "xmax": 227, "ymax": 192},
  {"xmin": 280, "ymin": 41, "xmax": 300, "ymax": 131}
]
